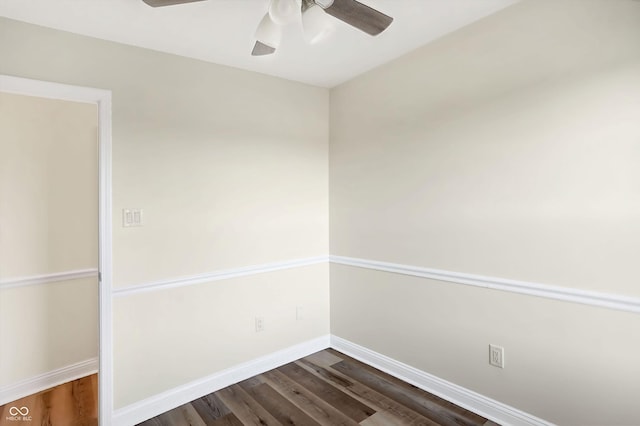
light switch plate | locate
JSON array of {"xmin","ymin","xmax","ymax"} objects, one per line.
[{"xmin": 123, "ymin": 208, "xmax": 143, "ymax": 227}]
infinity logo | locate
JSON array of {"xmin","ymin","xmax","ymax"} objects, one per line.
[{"xmin": 8, "ymin": 406, "xmax": 29, "ymax": 416}]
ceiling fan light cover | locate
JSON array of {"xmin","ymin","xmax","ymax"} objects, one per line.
[
  {"xmin": 269, "ymin": 0, "xmax": 299, "ymax": 25},
  {"xmin": 255, "ymin": 13, "xmax": 282, "ymax": 48},
  {"xmin": 302, "ymin": 4, "xmax": 332, "ymax": 44}
]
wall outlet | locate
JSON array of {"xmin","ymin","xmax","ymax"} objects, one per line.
[
  {"xmin": 489, "ymin": 344, "xmax": 504, "ymax": 368},
  {"xmin": 255, "ymin": 317, "xmax": 264, "ymax": 332}
]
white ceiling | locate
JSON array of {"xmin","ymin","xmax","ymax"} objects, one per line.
[{"xmin": 0, "ymin": 0, "xmax": 518, "ymax": 87}]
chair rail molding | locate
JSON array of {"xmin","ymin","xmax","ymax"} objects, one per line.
[
  {"xmin": 0, "ymin": 269, "xmax": 99, "ymax": 290},
  {"xmin": 113, "ymin": 256, "xmax": 329, "ymax": 297},
  {"xmin": 330, "ymin": 255, "xmax": 640, "ymax": 314}
]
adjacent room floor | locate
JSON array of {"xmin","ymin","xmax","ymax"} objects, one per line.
[
  {"xmin": 139, "ymin": 349, "xmax": 497, "ymax": 426},
  {"xmin": 0, "ymin": 374, "xmax": 97, "ymax": 426}
]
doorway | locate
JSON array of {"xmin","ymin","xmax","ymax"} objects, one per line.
[{"xmin": 0, "ymin": 75, "xmax": 112, "ymax": 425}]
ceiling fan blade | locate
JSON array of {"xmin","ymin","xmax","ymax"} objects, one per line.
[
  {"xmin": 251, "ymin": 41, "xmax": 276, "ymax": 56},
  {"xmin": 142, "ymin": 0, "xmax": 206, "ymax": 7},
  {"xmin": 322, "ymin": 0, "xmax": 393, "ymax": 36}
]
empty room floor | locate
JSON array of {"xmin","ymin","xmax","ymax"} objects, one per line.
[{"xmin": 139, "ymin": 349, "xmax": 497, "ymax": 426}]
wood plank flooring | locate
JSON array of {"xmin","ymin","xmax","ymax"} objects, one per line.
[
  {"xmin": 0, "ymin": 374, "xmax": 98, "ymax": 426},
  {"xmin": 139, "ymin": 350, "xmax": 498, "ymax": 426}
]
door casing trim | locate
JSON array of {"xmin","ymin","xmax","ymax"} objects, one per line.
[{"xmin": 0, "ymin": 74, "xmax": 113, "ymax": 426}]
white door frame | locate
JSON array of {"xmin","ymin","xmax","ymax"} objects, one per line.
[{"xmin": 0, "ymin": 74, "xmax": 113, "ymax": 425}]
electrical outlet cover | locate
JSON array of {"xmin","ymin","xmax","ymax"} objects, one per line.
[
  {"xmin": 255, "ymin": 317, "xmax": 265, "ymax": 332},
  {"xmin": 489, "ymin": 344, "xmax": 504, "ymax": 368}
]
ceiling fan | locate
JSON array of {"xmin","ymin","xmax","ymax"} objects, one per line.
[{"xmin": 141, "ymin": 0, "xmax": 394, "ymax": 56}]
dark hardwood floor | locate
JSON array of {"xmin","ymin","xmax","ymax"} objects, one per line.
[
  {"xmin": 0, "ymin": 374, "xmax": 98, "ymax": 426},
  {"xmin": 139, "ymin": 349, "xmax": 498, "ymax": 426}
]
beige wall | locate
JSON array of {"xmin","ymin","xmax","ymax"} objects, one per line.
[
  {"xmin": 0, "ymin": 92, "xmax": 98, "ymax": 386},
  {"xmin": 0, "ymin": 17, "xmax": 329, "ymax": 408},
  {"xmin": 114, "ymin": 263, "xmax": 328, "ymax": 407},
  {"xmin": 0, "ymin": 278, "xmax": 98, "ymax": 386},
  {"xmin": 330, "ymin": 1, "xmax": 640, "ymax": 425},
  {"xmin": 4, "ymin": 0, "xmax": 639, "ymax": 423}
]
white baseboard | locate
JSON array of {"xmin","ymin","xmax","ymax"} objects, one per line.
[
  {"xmin": 0, "ymin": 357, "xmax": 98, "ymax": 406},
  {"xmin": 330, "ymin": 336, "xmax": 554, "ymax": 426},
  {"xmin": 111, "ymin": 334, "xmax": 552, "ymax": 426},
  {"xmin": 112, "ymin": 335, "xmax": 331, "ymax": 426}
]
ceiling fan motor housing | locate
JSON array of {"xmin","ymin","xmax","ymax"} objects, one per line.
[{"xmin": 314, "ymin": 0, "xmax": 335, "ymax": 8}]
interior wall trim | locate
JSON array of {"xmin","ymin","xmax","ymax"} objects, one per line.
[
  {"xmin": 330, "ymin": 255, "xmax": 640, "ymax": 314},
  {"xmin": 112, "ymin": 335, "xmax": 331, "ymax": 426},
  {"xmin": 0, "ymin": 357, "xmax": 98, "ymax": 406},
  {"xmin": 112, "ymin": 256, "xmax": 329, "ymax": 298},
  {"xmin": 0, "ymin": 269, "xmax": 99, "ymax": 290},
  {"xmin": 111, "ymin": 334, "xmax": 552, "ymax": 426},
  {"xmin": 112, "ymin": 254, "xmax": 640, "ymax": 314},
  {"xmin": 330, "ymin": 335, "xmax": 553, "ymax": 426},
  {"xmin": 1, "ymin": 74, "xmax": 115, "ymax": 426}
]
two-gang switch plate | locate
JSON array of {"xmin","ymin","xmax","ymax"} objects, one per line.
[{"xmin": 123, "ymin": 208, "xmax": 143, "ymax": 227}]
